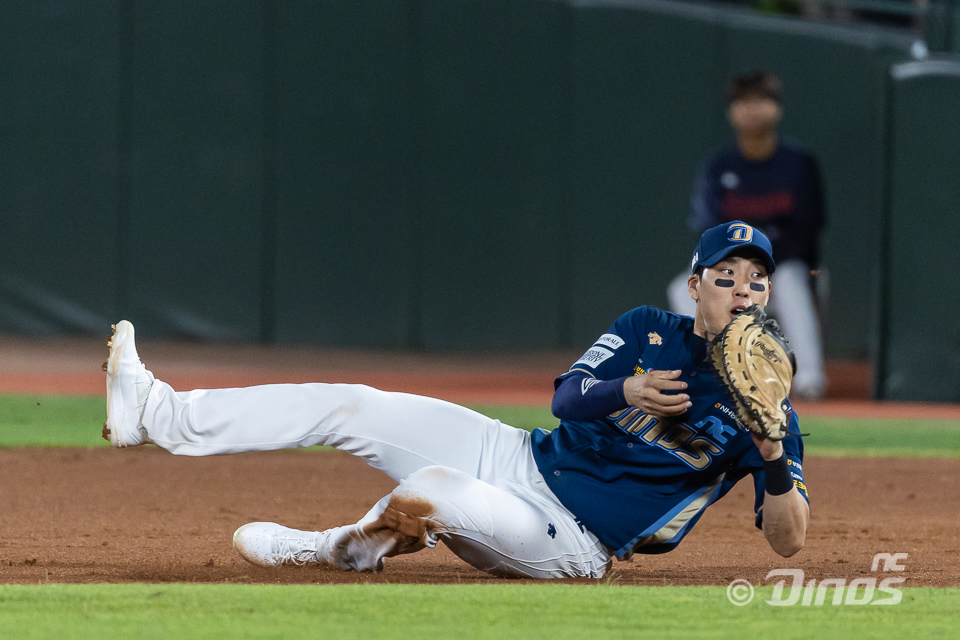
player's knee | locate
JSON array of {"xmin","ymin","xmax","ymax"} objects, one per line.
[
  {"xmin": 390, "ymin": 466, "xmax": 480, "ymax": 531},
  {"xmin": 378, "ymin": 466, "xmax": 461, "ymax": 541},
  {"xmin": 396, "ymin": 465, "xmax": 465, "ymax": 499}
]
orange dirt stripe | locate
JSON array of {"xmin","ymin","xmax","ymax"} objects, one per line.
[{"xmin": 2, "ymin": 372, "xmax": 959, "ymax": 420}]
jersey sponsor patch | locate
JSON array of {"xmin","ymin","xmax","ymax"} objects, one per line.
[
  {"xmin": 595, "ymin": 333, "xmax": 625, "ymax": 350},
  {"xmin": 574, "ymin": 346, "xmax": 615, "ymax": 368},
  {"xmin": 787, "ymin": 459, "xmax": 808, "ymax": 498},
  {"xmin": 648, "ymin": 332, "xmax": 663, "ymax": 345},
  {"xmin": 713, "ymin": 402, "xmax": 745, "ymax": 429}
]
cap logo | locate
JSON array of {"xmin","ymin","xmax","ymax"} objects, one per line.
[
  {"xmin": 728, "ymin": 222, "xmax": 753, "ymax": 242},
  {"xmin": 691, "ymin": 251, "xmax": 699, "ymax": 270}
]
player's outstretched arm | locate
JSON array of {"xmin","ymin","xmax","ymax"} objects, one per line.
[
  {"xmin": 622, "ymin": 370, "xmax": 692, "ymax": 419},
  {"xmin": 754, "ymin": 437, "xmax": 809, "ymax": 557}
]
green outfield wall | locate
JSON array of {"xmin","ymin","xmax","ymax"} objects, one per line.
[
  {"xmin": 877, "ymin": 59, "xmax": 960, "ymax": 401},
  {"xmin": 1, "ymin": 0, "xmax": 955, "ymax": 396}
]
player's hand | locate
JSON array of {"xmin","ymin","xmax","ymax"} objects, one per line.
[{"xmin": 622, "ymin": 370, "xmax": 691, "ymax": 419}]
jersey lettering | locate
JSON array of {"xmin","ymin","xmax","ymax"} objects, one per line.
[
  {"xmin": 674, "ymin": 437, "xmax": 724, "ymax": 470},
  {"xmin": 610, "ymin": 407, "xmax": 639, "ymax": 427},
  {"xmin": 626, "ymin": 413, "xmax": 657, "ymax": 435},
  {"xmin": 610, "ymin": 410, "xmax": 735, "ymax": 470},
  {"xmin": 638, "ymin": 419, "xmax": 670, "ymax": 443},
  {"xmin": 611, "ymin": 408, "xmax": 657, "ymax": 434},
  {"xmin": 698, "ymin": 415, "xmax": 739, "ymax": 444},
  {"xmin": 655, "ymin": 424, "xmax": 694, "ymax": 451}
]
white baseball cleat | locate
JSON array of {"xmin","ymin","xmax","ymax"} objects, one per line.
[
  {"xmin": 233, "ymin": 522, "xmax": 340, "ymax": 567},
  {"xmin": 102, "ymin": 320, "xmax": 155, "ymax": 447}
]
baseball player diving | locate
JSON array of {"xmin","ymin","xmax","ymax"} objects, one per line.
[{"xmin": 102, "ymin": 220, "xmax": 809, "ymax": 579}]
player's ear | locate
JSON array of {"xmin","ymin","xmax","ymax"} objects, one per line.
[{"xmin": 687, "ymin": 274, "xmax": 700, "ymax": 303}]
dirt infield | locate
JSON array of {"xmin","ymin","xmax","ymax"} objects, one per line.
[
  {"xmin": 1, "ymin": 335, "xmax": 959, "ymax": 586},
  {"xmin": 2, "ymin": 449, "xmax": 957, "ymax": 587}
]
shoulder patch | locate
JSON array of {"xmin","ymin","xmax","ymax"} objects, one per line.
[
  {"xmin": 647, "ymin": 332, "xmax": 663, "ymax": 346},
  {"xmin": 595, "ymin": 333, "xmax": 625, "ymax": 350},
  {"xmin": 574, "ymin": 346, "xmax": 615, "ymax": 368}
]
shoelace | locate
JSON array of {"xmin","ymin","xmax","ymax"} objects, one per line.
[{"xmin": 272, "ymin": 533, "xmax": 320, "ymax": 566}]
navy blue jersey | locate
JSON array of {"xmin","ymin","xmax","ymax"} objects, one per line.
[
  {"xmin": 531, "ymin": 306, "xmax": 809, "ymax": 560},
  {"xmin": 690, "ymin": 141, "xmax": 825, "ymax": 265}
]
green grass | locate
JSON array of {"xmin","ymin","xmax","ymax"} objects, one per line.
[
  {"xmin": 469, "ymin": 404, "xmax": 960, "ymax": 458},
  {"xmin": 799, "ymin": 418, "xmax": 960, "ymax": 458},
  {"xmin": 0, "ymin": 394, "xmax": 107, "ymax": 447},
  {"xmin": 1, "ymin": 395, "xmax": 958, "ymax": 457},
  {"xmin": 0, "ymin": 584, "xmax": 956, "ymax": 640}
]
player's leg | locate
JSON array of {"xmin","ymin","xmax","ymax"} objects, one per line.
[
  {"xmin": 144, "ymin": 382, "xmax": 532, "ymax": 482},
  {"xmin": 667, "ymin": 270, "xmax": 698, "ymax": 318},
  {"xmin": 105, "ymin": 321, "xmax": 533, "ymax": 484},
  {"xmin": 106, "ymin": 320, "xmax": 610, "ymax": 578},
  {"xmin": 768, "ymin": 259, "xmax": 828, "ymax": 400},
  {"xmin": 234, "ymin": 464, "xmax": 612, "ymax": 579}
]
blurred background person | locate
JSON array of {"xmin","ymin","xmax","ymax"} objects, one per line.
[
  {"xmin": 797, "ymin": 0, "xmax": 855, "ymax": 21},
  {"xmin": 667, "ymin": 71, "xmax": 829, "ymax": 401}
]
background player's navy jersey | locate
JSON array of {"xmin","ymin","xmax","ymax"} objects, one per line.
[
  {"xmin": 531, "ymin": 306, "xmax": 809, "ymax": 560},
  {"xmin": 690, "ymin": 141, "xmax": 825, "ymax": 266}
]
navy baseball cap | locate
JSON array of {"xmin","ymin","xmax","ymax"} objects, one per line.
[{"xmin": 690, "ymin": 221, "xmax": 775, "ymax": 274}]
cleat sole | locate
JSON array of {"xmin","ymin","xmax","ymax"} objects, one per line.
[{"xmin": 103, "ymin": 319, "xmax": 149, "ymax": 448}]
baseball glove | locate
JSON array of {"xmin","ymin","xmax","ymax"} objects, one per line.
[{"xmin": 709, "ymin": 304, "xmax": 797, "ymax": 441}]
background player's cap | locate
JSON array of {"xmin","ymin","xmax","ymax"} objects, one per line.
[{"xmin": 690, "ymin": 221, "xmax": 775, "ymax": 275}]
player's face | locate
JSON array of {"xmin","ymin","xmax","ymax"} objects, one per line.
[
  {"xmin": 727, "ymin": 96, "xmax": 782, "ymax": 137},
  {"xmin": 688, "ymin": 256, "xmax": 771, "ymax": 341}
]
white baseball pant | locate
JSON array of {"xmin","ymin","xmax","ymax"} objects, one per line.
[
  {"xmin": 140, "ymin": 380, "xmax": 612, "ymax": 578},
  {"xmin": 667, "ymin": 258, "xmax": 828, "ymax": 397}
]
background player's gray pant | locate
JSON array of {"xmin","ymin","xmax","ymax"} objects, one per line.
[
  {"xmin": 141, "ymin": 380, "xmax": 612, "ymax": 578},
  {"xmin": 667, "ymin": 258, "xmax": 828, "ymax": 399}
]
